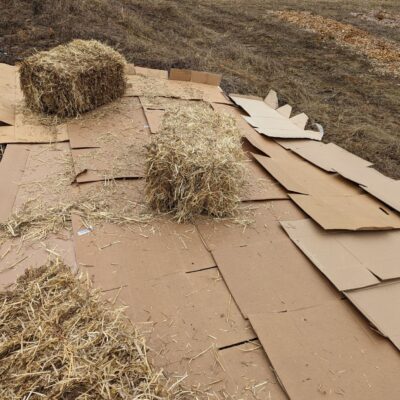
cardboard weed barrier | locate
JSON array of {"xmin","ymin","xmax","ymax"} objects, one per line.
[
  {"xmin": 0, "ymin": 261, "xmax": 184, "ymax": 399},
  {"xmin": 19, "ymin": 40, "xmax": 127, "ymax": 117},
  {"xmin": 145, "ymin": 103, "xmax": 245, "ymax": 222}
]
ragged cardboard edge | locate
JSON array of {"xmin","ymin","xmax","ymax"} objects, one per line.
[
  {"xmin": 0, "ymin": 144, "xmax": 30, "ymax": 223},
  {"xmin": 169, "ymin": 68, "xmax": 222, "ymax": 86},
  {"xmin": 280, "ymin": 219, "xmax": 380, "ymax": 291}
]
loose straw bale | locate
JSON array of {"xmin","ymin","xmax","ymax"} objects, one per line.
[
  {"xmin": 19, "ymin": 40, "xmax": 127, "ymax": 117},
  {"xmin": 0, "ymin": 261, "xmax": 188, "ymax": 399},
  {"xmin": 145, "ymin": 103, "xmax": 245, "ymax": 222}
]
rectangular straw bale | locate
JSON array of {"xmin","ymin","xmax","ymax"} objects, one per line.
[
  {"xmin": 145, "ymin": 103, "xmax": 245, "ymax": 222},
  {"xmin": 19, "ymin": 40, "xmax": 127, "ymax": 117}
]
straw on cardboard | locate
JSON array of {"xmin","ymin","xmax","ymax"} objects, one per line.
[
  {"xmin": 0, "ymin": 260, "xmax": 192, "ymax": 399},
  {"xmin": 145, "ymin": 103, "xmax": 246, "ymax": 222},
  {"xmin": 19, "ymin": 40, "xmax": 127, "ymax": 117}
]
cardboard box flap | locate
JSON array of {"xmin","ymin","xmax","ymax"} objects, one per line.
[
  {"xmin": 280, "ymin": 219, "xmax": 380, "ymax": 290},
  {"xmin": 277, "ymin": 140, "xmax": 373, "ymax": 172},
  {"xmin": 211, "ymin": 240, "xmax": 339, "ymax": 318},
  {"xmin": 169, "ymin": 68, "xmax": 222, "ymax": 86},
  {"xmin": 252, "ymin": 153, "xmax": 360, "ymax": 197},
  {"xmin": 289, "ymin": 193, "xmax": 400, "ymax": 231},
  {"xmin": 346, "ymin": 282, "xmax": 400, "ymax": 351},
  {"xmin": 249, "ymin": 301, "xmax": 400, "ymax": 400}
]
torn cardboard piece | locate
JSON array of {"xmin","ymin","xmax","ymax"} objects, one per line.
[
  {"xmin": 0, "ymin": 63, "xmax": 17, "ymax": 126},
  {"xmin": 0, "ymin": 144, "xmax": 30, "ymax": 223},
  {"xmin": 249, "ymin": 301, "xmax": 400, "ymax": 400},
  {"xmin": 230, "ymin": 94, "xmax": 322, "ymax": 140},
  {"xmin": 280, "ymin": 219, "xmax": 380, "ymax": 290},
  {"xmin": 221, "ymin": 340, "xmax": 287, "ymax": 400},
  {"xmin": 277, "ymin": 140, "xmax": 373, "ymax": 172},
  {"xmin": 346, "ymin": 282, "xmax": 400, "ymax": 350},
  {"xmin": 211, "ymin": 239, "xmax": 339, "ymax": 318},
  {"xmin": 169, "ymin": 68, "xmax": 222, "ymax": 86},
  {"xmin": 289, "ymin": 193, "xmax": 400, "ymax": 231}
]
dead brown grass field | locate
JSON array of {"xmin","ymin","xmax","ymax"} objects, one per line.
[{"xmin": 0, "ymin": 0, "xmax": 399, "ymax": 177}]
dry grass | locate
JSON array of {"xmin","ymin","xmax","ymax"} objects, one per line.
[
  {"xmin": 275, "ymin": 10, "xmax": 400, "ymax": 77},
  {"xmin": 19, "ymin": 40, "xmax": 127, "ymax": 117},
  {"xmin": 0, "ymin": 260, "xmax": 192, "ymax": 399},
  {"xmin": 145, "ymin": 103, "xmax": 245, "ymax": 222}
]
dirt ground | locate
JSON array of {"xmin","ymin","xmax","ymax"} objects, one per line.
[{"xmin": 1, "ymin": 0, "xmax": 399, "ymax": 177}]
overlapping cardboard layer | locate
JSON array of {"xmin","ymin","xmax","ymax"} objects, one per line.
[
  {"xmin": 230, "ymin": 94, "xmax": 322, "ymax": 140},
  {"xmin": 280, "ymin": 219, "xmax": 400, "ymax": 290},
  {"xmin": 249, "ymin": 301, "xmax": 400, "ymax": 400},
  {"xmin": 346, "ymin": 282, "xmax": 400, "ymax": 350}
]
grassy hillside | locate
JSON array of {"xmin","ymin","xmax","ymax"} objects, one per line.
[{"xmin": 1, "ymin": 0, "xmax": 400, "ymax": 177}]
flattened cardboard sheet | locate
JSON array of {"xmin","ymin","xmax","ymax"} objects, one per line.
[
  {"xmin": 277, "ymin": 140, "xmax": 373, "ymax": 172},
  {"xmin": 221, "ymin": 341, "xmax": 287, "ymax": 400},
  {"xmin": 170, "ymin": 68, "xmax": 222, "ymax": 86},
  {"xmin": 282, "ymin": 219, "xmax": 400, "ymax": 282},
  {"xmin": 186, "ymin": 268, "xmax": 255, "ymax": 347},
  {"xmin": 249, "ymin": 301, "xmax": 400, "ymax": 400},
  {"xmin": 126, "ymin": 74, "xmax": 231, "ymax": 104},
  {"xmin": 0, "ymin": 63, "xmax": 16, "ymax": 126},
  {"xmin": 142, "ymin": 108, "xmax": 164, "ymax": 133},
  {"xmin": 0, "ymin": 144, "xmax": 30, "ymax": 222},
  {"xmin": 253, "ymin": 153, "xmax": 360, "ymax": 197},
  {"xmin": 0, "ymin": 124, "xmax": 68, "ymax": 144},
  {"xmin": 346, "ymin": 282, "xmax": 400, "ymax": 350},
  {"xmin": 241, "ymin": 156, "xmax": 288, "ymax": 202},
  {"xmin": 135, "ymin": 66, "xmax": 168, "ymax": 79},
  {"xmin": 335, "ymin": 166, "xmax": 400, "ymax": 214},
  {"xmin": 71, "ymin": 214, "xmax": 234, "ymax": 391},
  {"xmin": 281, "ymin": 219, "xmax": 379, "ymax": 290},
  {"xmin": 289, "ymin": 193, "xmax": 400, "ymax": 231},
  {"xmin": 211, "ymin": 240, "xmax": 339, "ymax": 318}
]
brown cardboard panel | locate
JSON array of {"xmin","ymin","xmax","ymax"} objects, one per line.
[
  {"xmin": 249, "ymin": 301, "xmax": 400, "ymax": 400},
  {"xmin": 143, "ymin": 108, "xmax": 164, "ymax": 133},
  {"xmin": 244, "ymin": 129, "xmax": 288, "ymax": 159},
  {"xmin": 289, "ymin": 193, "xmax": 400, "ymax": 231},
  {"xmin": 241, "ymin": 157, "xmax": 288, "ymax": 202},
  {"xmin": 277, "ymin": 140, "xmax": 373, "ymax": 173},
  {"xmin": 170, "ymin": 68, "xmax": 222, "ymax": 86},
  {"xmin": 68, "ymin": 97, "xmax": 147, "ymax": 149},
  {"xmin": 71, "ymin": 215, "xmax": 233, "ymax": 391},
  {"xmin": 196, "ymin": 201, "xmax": 288, "ymax": 251},
  {"xmin": 230, "ymin": 95, "xmax": 280, "ymax": 118},
  {"xmin": 0, "ymin": 144, "xmax": 30, "ymax": 222},
  {"xmin": 0, "ymin": 124, "xmax": 68, "ymax": 144},
  {"xmin": 186, "ymin": 268, "xmax": 255, "ymax": 347},
  {"xmin": 281, "ymin": 219, "xmax": 380, "ymax": 290},
  {"xmin": 135, "ymin": 66, "xmax": 168, "ymax": 79},
  {"xmin": 267, "ymin": 199, "xmax": 307, "ymax": 222},
  {"xmin": 125, "ymin": 63, "xmax": 136, "ymax": 75},
  {"xmin": 0, "ymin": 63, "xmax": 16, "ymax": 125},
  {"xmin": 221, "ymin": 341, "xmax": 288, "ymax": 400},
  {"xmin": 264, "ymin": 89, "xmax": 279, "ymax": 109},
  {"xmin": 211, "ymin": 239, "xmax": 339, "ymax": 317},
  {"xmin": 346, "ymin": 282, "xmax": 400, "ymax": 350},
  {"xmin": 335, "ymin": 166, "xmax": 400, "ymax": 214},
  {"xmin": 253, "ymin": 153, "xmax": 360, "ymax": 197},
  {"xmin": 0, "ymin": 231, "xmax": 76, "ymax": 290}
]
